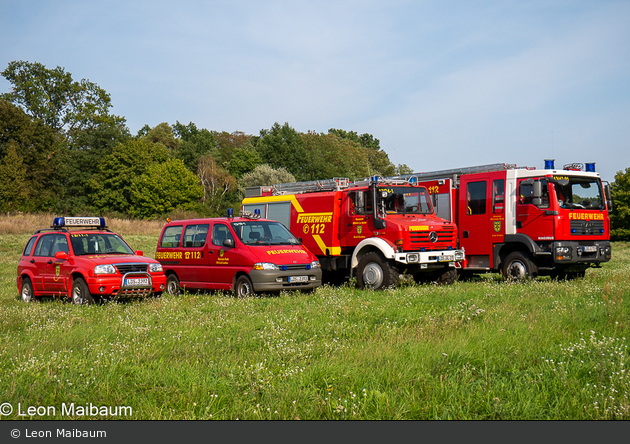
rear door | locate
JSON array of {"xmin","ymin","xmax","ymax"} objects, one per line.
[
  {"xmin": 31, "ymin": 233, "xmax": 56, "ymax": 293},
  {"xmin": 459, "ymin": 176, "xmax": 491, "ymax": 268}
]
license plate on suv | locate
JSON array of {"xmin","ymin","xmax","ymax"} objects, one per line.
[
  {"xmin": 125, "ymin": 278, "xmax": 149, "ymax": 287},
  {"xmin": 288, "ymin": 276, "xmax": 308, "ymax": 283}
]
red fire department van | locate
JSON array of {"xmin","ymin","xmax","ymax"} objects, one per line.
[
  {"xmin": 155, "ymin": 210, "xmax": 322, "ymax": 297},
  {"xmin": 393, "ymin": 160, "xmax": 612, "ymax": 280},
  {"xmin": 242, "ymin": 176, "xmax": 465, "ymax": 290},
  {"xmin": 17, "ymin": 217, "xmax": 167, "ymax": 304}
]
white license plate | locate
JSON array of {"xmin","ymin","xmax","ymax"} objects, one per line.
[
  {"xmin": 125, "ymin": 278, "xmax": 149, "ymax": 287},
  {"xmin": 583, "ymin": 246, "xmax": 597, "ymax": 252},
  {"xmin": 289, "ymin": 276, "xmax": 308, "ymax": 283},
  {"xmin": 439, "ymin": 255, "xmax": 454, "ymax": 262}
]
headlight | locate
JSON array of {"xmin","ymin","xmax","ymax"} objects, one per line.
[
  {"xmin": 455, "ymin": 251, "xmax": 465, "ymax": 261},
  {"xmin": 556, "ymin": 247, "xmax": 571, "ymax": 254},
  {"xmin": 149, "ymin": 263, "xmax": 163, "ymax": 273},
  {"xmin": 94, "ymin": 264, "xmax": 116, "ymax": 274},
  {"xmin": 252, "ymin": 262, "xmax": 279, "ymax": 270},
  {"xmin": 309, "ymin": 261, "xmax": 321, "ymax": 269}
]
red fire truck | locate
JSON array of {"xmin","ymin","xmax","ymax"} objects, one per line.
[
  {"xmin": 242, "ymin": 176, "xmax": 465, "ymax": 290},
  {"xmin": 393, "ymin": 160, "xmax": 612, "ymax": 280}
]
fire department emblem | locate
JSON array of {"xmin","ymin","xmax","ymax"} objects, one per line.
[
  {"xmin": 494, "ymin": 221, "xmax": 502, "ymax": 232},
  {"xmin": 357, "ymin": 225, "xmax": 362, "ymax": 235},
  {"xmin": 55, "ymin": 264, "xmax": 60, "ymax": 277},
  {"xmin": 220, "ymin": 249, "xmax": 224, "ymax": 257}
]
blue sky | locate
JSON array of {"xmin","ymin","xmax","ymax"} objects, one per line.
[{"xmin": 1, "ymin": 0, "xmax": 629, "ymax": 182}]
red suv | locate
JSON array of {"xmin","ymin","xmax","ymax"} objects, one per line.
[{"xmin": 17, "ymin": 217, "xmax": 167, "ymax": 304}]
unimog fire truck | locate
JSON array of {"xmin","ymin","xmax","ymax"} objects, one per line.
[
  {"xmin": 392, "ymin": 160, "xmax": 612, "ymax": 280},
  {"xmin": 242, "ymin": 176, "xmax": 465, "ymax": 290}
]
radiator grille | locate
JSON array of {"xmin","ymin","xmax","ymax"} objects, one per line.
[
  {"xmin": 570, "ymin": 220, "xmax": 604, "ymax": 236},
  {"xmin": 115, "ymin": 263, "xmax": 149, "ymax": 274}
]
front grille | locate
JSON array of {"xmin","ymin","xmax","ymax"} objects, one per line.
[
  {"xmin": 279, "ymin": 264, "xmax": 310, "ymax": 271},
  {"xmin": 410, "ymin": 226, "xmax": 457, "ymax": 249},
  {"xmin": 115, "ymin": 263, "xmax": 149, "ymax": 274},
  {"xmin": 570, "ymin": 220, "xmax": 604, "ymax": 236}
]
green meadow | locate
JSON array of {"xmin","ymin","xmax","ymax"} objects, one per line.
[{"xmin": 1, "ymin": 232, "xmax": 629, "ymax": 420}]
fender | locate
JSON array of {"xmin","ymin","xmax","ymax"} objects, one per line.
[
  {"xmin": 495, "ymin": 234, "xmax": 543, "ymax": 269},
  {"xmin": 350, "ymin": 237, "xmax": 397, "ymax": 269}
]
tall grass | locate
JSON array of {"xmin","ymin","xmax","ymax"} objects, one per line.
[{"xmin": 1, "ymin": 216, "xmax": 628, "ymax": 419}]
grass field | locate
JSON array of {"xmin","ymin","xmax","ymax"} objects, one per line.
[{"xmin": 1, "ymin": 219, "xmax": 629, "ymax": 420}]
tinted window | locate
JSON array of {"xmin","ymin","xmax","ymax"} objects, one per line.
[
  {"xmin": 69, "ymin": 233, "xmax": 134, "ymax": 255},
  {"xmin": 466, "ymin": 181, "xmax": 487, "ymax": 215}
]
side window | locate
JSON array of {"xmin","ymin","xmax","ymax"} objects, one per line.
[
  {"xmin": 160, "ymin": 225, "xmax": 183, "ymax": 248},
  {"xmin": 519, "ymin": 180, "xmax": 549, "ymax": 208},
  {"xmin": 183, "ymin": 224, "xmax": 209, "ymax": 248},
  {"xmin": 492, "ymin": 179, "xmax": 505, "ymax": 214},
  {"xmin": 466, "ymin": 181, "xmax": 487, "ymax": 215},
  {"xmin": 51, "ymin": 234, "xmax": 69, "ymax": 255},
  {"xmin": 211, "ymin": 224, "xmax": 234, "ymax": 246},
  {"xmin": 33, "ymin": 234, "xmax": 56, "ymax": 257},
  {"xmin": 23, "ymin": 236, "xmax": 38, "ymax": 256}
]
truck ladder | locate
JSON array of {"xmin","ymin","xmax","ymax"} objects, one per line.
[{"xmin": 390, "ymin": 163, "xmax": 521, "ymax": 182}]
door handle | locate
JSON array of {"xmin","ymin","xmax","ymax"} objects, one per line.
[
  {"xmin": 30, "ymin": 259, "xmax": 35, "ymax": 264},
  {"xmin": 463, "ymin": 231, "xmax": 469, "ymax": 238},
  {"xmin": 47, "ymin": 260, "xmax": 53, "ymax": 264}
]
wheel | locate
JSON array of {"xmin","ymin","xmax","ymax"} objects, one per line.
[
  {"xmin": 165, "ymin": 274, "xmax": 181, "ymax": 296},
  {"xmin": 356, "ymin": 252, "xmax": 398, "ymax": 290},
  {"xmin": 234, "ymin": 275, "xmax": 254, "ymax": 298},
  {"xmin": 501, "ymin": 252, "xmax": 538, "ymax": 281},
  {"xmin": 20, "ymin": 277, "xmax": 36, "ymax": 303},
  {"xmin": 71, "ymin": 277, "xmax": 95, "ymax": 305}
]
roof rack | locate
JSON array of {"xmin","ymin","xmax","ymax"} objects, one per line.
[
  {"xmin": 270, "ymin": 177, "xmax": 351, "ymax": 195},
  {"xmin": 388, "ymin": 163, "xmax": 522, "ymax": 182}
]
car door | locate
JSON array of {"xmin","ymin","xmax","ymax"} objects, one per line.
[
  {"xmin": 31, "ymin": 233, "xmax": 56, "ymax": 293},
  {"xmin": 207, "ymin": 222, "xmax": 240, "ymax": 289},
  {"xmin": 178, "ymin": 223, "xmax": 212, "ymax": 289},
  {"xmin": 43, "ymin": 234, "xmax": 70, "ymax": 293}
]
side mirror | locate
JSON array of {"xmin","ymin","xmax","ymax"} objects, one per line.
[
  {"xmin": 54, "ymin": 251, "xmax": 68, "ymax": 260},
  {"xmin": 135, "ymin": 250, "xmax": 144, "ymax": 256},
  {"xmin": 604, "ymin": 183, "xmax": 613, "ymax": 212},
  {"xmin": 222, "ymin": 238, "xmax": 234, "ymax": 248}
]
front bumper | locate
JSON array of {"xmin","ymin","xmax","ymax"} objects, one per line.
[
  {"xmin": 249, "ymin": 268, "xmax": 323, "ymax": 292},
  {"xmin": 394, "ymin": 249, "xmax": 465, "ymax": 267},
  {"xmin": 87, "ymin": 272, "xmax": 167, "ymax": 298},
  {"xmin": 551, "ymin": 241, "xmax": 612, "ymax": 265}
]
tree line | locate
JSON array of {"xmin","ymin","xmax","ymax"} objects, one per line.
[
  {"xmin": 1, "ymin": 60, "xmax": 628, "ymax": 240},
  {"xmin": 0, "ymin": 60, "xmax": 411, "ymax": 220}
]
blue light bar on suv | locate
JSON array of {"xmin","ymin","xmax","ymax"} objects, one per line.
[{"xmin": 53, "ymin": 217, "xmax": 106, "ymax": 229}]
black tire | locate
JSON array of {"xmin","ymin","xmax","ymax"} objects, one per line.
[
  {"xmin": 71, "ymin": 277, "xmax": 95, "ymax": 305},
  {"xmin": 234, "ymin": 275, "xmax": 254, "ymax": 298},
  {"xmin": 20, "ymin": 277, "xmax": 36, "ymax": 303},
  {"xmin": 356, "ymin": 252, "xmax": 398, "ymax": 290},
  {"xmin": 165, "ymin": 274, "xmax": 181, "ymax": 296},
  {"xmin": 501, "ymin": 252, "xmax": 538, "ymax": 281}
]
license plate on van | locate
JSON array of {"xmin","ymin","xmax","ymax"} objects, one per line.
[
  {"xmin": 125, "ymin": 278, "xmax": 149, "ymax": 287},
  {"xmin": 289, "ymin": 276, "xmax": 308, "ymax": 283}
]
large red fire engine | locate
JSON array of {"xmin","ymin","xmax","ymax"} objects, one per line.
[
  {"xmin": 242, "ymin": 176, "xmax": 465, "ymax": 290},
  {"xmin": 393, "ymin": 160, "xmax": 612, "ymax": 280}
]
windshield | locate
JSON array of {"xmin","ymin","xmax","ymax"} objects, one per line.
[
  {"xmin": 554, "ymin": 177, "xmax": 605, "ymax": 210},
  {"xmin": 70, "ymin": 233, "xmax": 135, "ymax": 255},
  {"xmin": 378, "ymin": 186, "xmax": 433, "ymax": 215},
  {"xmin": 231, "ymin": 221, "xmax": 300, "ymax": 245}
]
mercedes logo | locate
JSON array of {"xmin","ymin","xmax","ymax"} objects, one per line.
[{"xmin": 429, "ymin": 231, "xmax": 438, "ymax": 243}]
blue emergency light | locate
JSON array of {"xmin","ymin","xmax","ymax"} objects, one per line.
[
  {"xmin": 585, "ymin": 162, "xmax": 596, "ymax": 172},
  {"xmin": 254, "ymin": 209, "xmax": 261, "ymax": 216},
  {"xmin": 544, "ymin": 159, "xmax": 555, "ymax": 170},
  {"xmin": 227, "ymin": 208, "xmax": 234, "ymax": 218}
]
